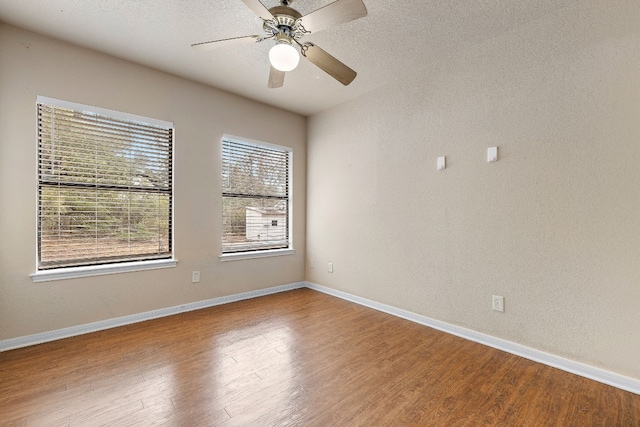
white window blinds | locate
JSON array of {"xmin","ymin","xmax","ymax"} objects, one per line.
[
  {"xmin": 222, "ymin": 138, "xmax": 291, "ymax": 253},
  {"xmin": 37, "ymin": 98, "xmax": 173, "ymax": 270}
]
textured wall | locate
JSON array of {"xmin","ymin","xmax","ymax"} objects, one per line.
[
  {"xmin": 306, "ymin": 0, "xmax": 640, "ymax": 379},
  {"xmin": 0, "ymin": 24, "xmax": 306, "ymax": 340}
]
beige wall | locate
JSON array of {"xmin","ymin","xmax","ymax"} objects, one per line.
[
  {"xmin": 0, "ymin": 24, "xmax": 306, "ymax": 340},
  {"xmin": 307, "ymin": 0, "xmax": 640, "ymax": 379}
]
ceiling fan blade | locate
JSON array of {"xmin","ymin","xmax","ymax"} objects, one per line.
[
  {"xmin": 268, "ymin": 66, "xmax": 285, "ymax": 88},
  {"xmin": 191, "ymin": 35, "xmax": 261, "ymax": 51},
  {"xmin": 240, "ymin": 0, "xmax": 275, "ymax": 21},
  {"xmin": 301, "ymin": 43, "xmax": 357, "ymax": 86},
  {"xmin": 298, "ymin": 0, "xmax": 367, "ymax": 34}
]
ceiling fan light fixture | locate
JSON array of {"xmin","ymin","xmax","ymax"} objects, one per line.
[
  {"xmin": 192, "ymin": 0, "xmax": 367, "ymax": 87},
  {"xmin": 269, "ymin": 42, "xmax": 299, "ymax": 72}
]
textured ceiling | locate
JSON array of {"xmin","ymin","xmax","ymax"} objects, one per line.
[{"xmin": 0, "ymin": 0, "xmax": 578, "ymax": 116}]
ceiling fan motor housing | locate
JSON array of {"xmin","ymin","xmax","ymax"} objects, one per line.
[
  {"xmin": 267, "ymin": 6, "xmax": 303, "ymax": 36},
  {"xmin": 269, "ymin": 6, "xmax": 302, "ymax": 22}
]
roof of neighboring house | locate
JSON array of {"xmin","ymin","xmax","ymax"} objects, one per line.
[{"xmin": 246, "ymin": 207, "xmax": 286, "ymax": 216}]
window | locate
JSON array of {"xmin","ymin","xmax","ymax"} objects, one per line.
[
  {"xmin": 36, "ymin": 97, "xmax": 173, "ymax": 271},
  {"xmin": 222, "ymin": 136, "xmax": 291, "ymax": 254}
]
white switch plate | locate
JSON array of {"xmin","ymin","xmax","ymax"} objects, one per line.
[
  {"xmin": 492, "ymin": 295, "xmax": 504, "ymax": 312},
  {"xmin": 487, "ymin": 147, "xmax": 498, "ymax": 162},
  {"xmin": 328, "ymin": 262, "xmax": 333, "ymax": 273},
  {"xmin": 192, "ymin": 271, "xmax": 200, "ymax": 283},
  {"xmin": 437, "ymin": 156, "xmax": 446, "ymax": 170}
]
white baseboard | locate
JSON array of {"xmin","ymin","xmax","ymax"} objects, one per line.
[
  {"xmin": 2, "ymin": 280, "xmax": 638, "ymax": 396},
  {"xmin": 0, "ymin": 282, "xmax": 305, "ymax": 352},
  {"xmin": 305, "ymin": 281, "xmax": 640, "ymax": 396}
]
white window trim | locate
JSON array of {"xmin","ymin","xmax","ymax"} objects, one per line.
[
  {"xmin": 30, "ymin": 259, "xmax": 178, "ymax": 283},
  {"xmin": 34, "ymin": 96, "xmax": 176, "ymax": 279},
  {"xmin": 219, "ymin": 248, "xmax": 295, "ymax": 262}
]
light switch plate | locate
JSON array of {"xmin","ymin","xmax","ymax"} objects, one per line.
[
  {"xmin": 492, "ymin": 295, "xmax": 504, "ymax": 312},
  {"xmin": 487, "ymin": 147, "xmax": 498, "ymax": 162}
]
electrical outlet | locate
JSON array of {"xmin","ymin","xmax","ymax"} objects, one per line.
[
  {"xmin": 192, "ymin": 271, "xmax": 200, "ymax": 283},
  {"xmin": 492, "ymin": 295, "xmax": 504, "ymax": 312},
  {"xmin": 328, "ymin": 262, "xmax": 333, "ymax": 273}
]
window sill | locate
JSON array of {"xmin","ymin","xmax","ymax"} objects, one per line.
[
  {"xmin": 31, "ymin": 259, "xmax": 178, "ymax": 283},
  {"xmin": 219, "ymin": 248, "xmax": 295, "ymax": 262}
]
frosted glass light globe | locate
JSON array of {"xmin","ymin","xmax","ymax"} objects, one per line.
[{"xmin": 269, "ymin": 43, "xmax": 300, "ymax": 72}]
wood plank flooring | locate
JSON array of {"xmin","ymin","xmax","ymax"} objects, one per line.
[{"xmin": 0, "ymin": 288, "xmax": 638, "ymax": 426}]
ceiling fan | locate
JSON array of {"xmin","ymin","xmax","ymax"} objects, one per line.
[{"xmin": 191, "ymin": 0, "xmax": 367, "ymax": 88}]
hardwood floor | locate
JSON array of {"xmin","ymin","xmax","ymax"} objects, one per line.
[{"xmin": 1, "ymin": 288, "xmax": 638, "ymax": 426}]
